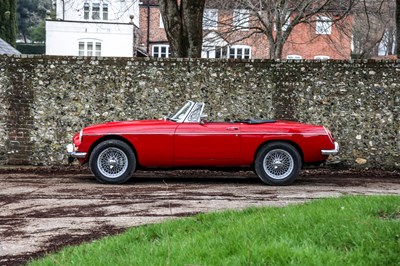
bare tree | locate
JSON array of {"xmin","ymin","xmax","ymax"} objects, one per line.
[
  {"xmin": 159, "ymin": 0, "xmax": 206, "ymax": 58},
  {"xmin": 352, "ymin": 0, "xmax": 395, "ymax": 59},
  {"xmin": 230, "ymin": 0, "xmax": 358, "ymax": 59}
]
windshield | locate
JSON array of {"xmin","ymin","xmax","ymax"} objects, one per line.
[
  {"xmin": 169, "ymin": 101, "xmax": 194, "ymax": 122},
  {"xmin": 186, "ymin": 102, "xmax": 204, "ymax": 122}
]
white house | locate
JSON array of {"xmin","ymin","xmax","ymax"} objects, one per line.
[{"xmin": 46, "ymin": 0, "xmax": 139, "ymax": 57}]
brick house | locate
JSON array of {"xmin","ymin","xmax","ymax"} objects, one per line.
[
  {"xmin": 281, "ymin": 18, "xmax": 353, "ymax": 60},
  {"xmin": 139, "ymin": 1, "xmax": 352, "ymax": 60}
]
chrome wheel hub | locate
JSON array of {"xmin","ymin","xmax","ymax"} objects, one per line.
[
  {"xmin": 97, "ymin": 147, "xmax": 128, "ymax": 178},
  {"xmin": 263, "ymin": 149, "xmax": 294, "ymax": 180}
]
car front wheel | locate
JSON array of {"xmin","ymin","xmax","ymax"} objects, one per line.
[
  {"xmin": 255, "ymin": 142, "xmax": 301, "ymax": 185},
  {"xmin": 89, "ymin": 139, "xmax": 136, "ymax": 184}
]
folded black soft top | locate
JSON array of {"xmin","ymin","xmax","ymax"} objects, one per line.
[{"xmin": 236, "ymin": 119, "xmax": 276, "ymax": 124}]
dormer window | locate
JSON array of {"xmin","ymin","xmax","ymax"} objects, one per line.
[
  {"xmin": 84, "ymin": 3, "xmax": 90, "ymax": 20},
  {"xmin": 92, "ymin": 3, "xmax": 100, "ymax": 20},
  {"xmin": 103, "ymin": 4, "xmax": 108, "ymax": 20},
  {"xmin": 84, "ymin": 2, "xmax": 108, "ymax": 21}
]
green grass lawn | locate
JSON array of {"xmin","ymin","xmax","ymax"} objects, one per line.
[{"xmin": 29, "ymin": 195, "xmax": 400, "ymax": 266}]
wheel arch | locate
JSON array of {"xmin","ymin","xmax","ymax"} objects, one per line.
[
  {"xmin": 88, "ymin": 135, "xmax": 138, "ymax": 165},
  {"xmin": 254, "ymin": 140, "xmax": 304, "ymax": 164}
]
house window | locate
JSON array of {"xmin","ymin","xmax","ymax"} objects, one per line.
[
  {"xmin": 203, "ymin": 9, "xmax": 218, "ymax": 30},
  {"xmin": 87, "ymin": 42, "xmax": 93, "ymax": 56},
  {"xmin": 202, "ymin": 46, "xmax": 228, "ymax": 58},
  {"xmin": 84, "ymin": 2, "xmax": 108, "ymax": 21},
  {"xmin": 79, "ymin": 42, "xmax": 85, "ymax": 56},
  {"xmin": 84, "ymin": 3, "xmax": 90, "ymax": 20},
  {"xmin": 95, "ymin": 42, "xmax": 102, "ymax": 56},
  {"xmin": 103, "ymin": 4, "xmax": 108, "ymax": 20},
  {"xmin": 228, "ymin": 45, "xmax": 251, "ymax": 59},
  {"xmin": 287, "ymin": 55, "xmax": 302, "ymax": 60},
  {"xmin": 153, "ymin": 45, "xmax": 170, "ymax": 58},
  {"xmin": 314, "ymin": 55, "xmax": 330, "ymax": 60},
  {"xmin": 202, "ymin": 46, "xmax": 215, "ymax": 58},
  {"xmin": 216, "ymin": 47, "xmax": 228, "ymax": 58},
  {"xmin": 78, "ymin": 41, "xmax": 102, "ymax": 56},
  {"xmin": 92, "ymin": 3, "xmax": 100, "ymax": 20},
  {"xmin": 233, "ymin": 9, "xmax": 249, "ymax": 30},
  {"xmin": 202, "ymin": 46, "xmax": 251, "ymax": 59},
  {"xmin": 316, "ymin": 16, "xmax": 332, "ymax": 35},
  {"xmin": 160, "ymin": 14, "xmax": 164, "ymax": 28}
]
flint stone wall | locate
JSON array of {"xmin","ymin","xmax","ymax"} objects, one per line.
[{"xmin": 0, "ymin": 55, "xmax": 399, "ymax": 169}]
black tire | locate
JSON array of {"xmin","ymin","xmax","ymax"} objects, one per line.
[
  {"xmin": 89, "ymin": 139, "xmax": 136, "ymax": 184},
  {"xmin": 255, "ymin": 142, "xmax": 301, "ymax": 185}
]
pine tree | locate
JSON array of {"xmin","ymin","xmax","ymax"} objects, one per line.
[{"xmin": 0, "ymin": 0, "xmax": 17, "ymax": 46}]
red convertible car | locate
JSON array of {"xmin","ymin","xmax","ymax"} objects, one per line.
[{"xmin": 67, "ymin": 101, "xmax": 339, "ymax": 185}]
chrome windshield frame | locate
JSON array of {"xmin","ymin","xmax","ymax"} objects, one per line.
[
  {"xmin": 169, "ymin": 101, "xmax": 195, "ymax": 122},
  {"xmin": 169, "ymin": 101, "xmax": 205, "ymax": 123},
  {"xmin": 184, "ymin": 102, "xmax": 205, "ymax": 123}
]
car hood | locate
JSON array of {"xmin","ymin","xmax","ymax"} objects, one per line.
[{"xmin": 82, "ymin": 119, "xmax": 175, "ymax": 135}]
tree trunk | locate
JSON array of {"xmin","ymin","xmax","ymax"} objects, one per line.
[
  {"xmin": 158, "ymin": 0, "xmax": 185, "ymax": 57},
  {"xmin": 267, "ymin": 32, "xmax": 286, "ymax": 59},
  {"xmin": 159, "ymin": 0, "xmax": 205, "ymax": 58},
  {"xmin": 267, "ymin": 40, "xmax": 284, "ymax": 60},
  {"xmin": 387, "ymin": 26, "xmax": 394, "ymax": 55},
  {"xmin": 182, "ymin": 0, "xmax": 204, "ymax": 57}
]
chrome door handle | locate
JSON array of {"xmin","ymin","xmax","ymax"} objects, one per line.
[{"xmin": 225, "ymin": 127, "xmax": 239, "ymax": 131}]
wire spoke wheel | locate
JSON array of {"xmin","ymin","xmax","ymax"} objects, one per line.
[
  {"xmin": 263, "ymin": 149, "xmax": 294, "ymax": 180},
  {"xmin": 255, "ymin": 142, "xmax": 301, "ymax": 185},
  {"xmin": 97, "ymin": 147, "xmax": 129, "ymax": 179},
  {"xmin": 90, "ymin": 140, "xmax": 136, "ymax": 184}
]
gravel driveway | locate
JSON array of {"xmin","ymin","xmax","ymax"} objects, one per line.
[{"xmin": 0, "ymin": 167, "xmax": 399, "ymax": 265}]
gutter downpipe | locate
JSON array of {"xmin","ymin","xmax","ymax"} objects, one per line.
[
  {"xmin": 62, "ymin": 0, "xmax": 65, "ymax": 20},
  {"xmin": 147, "ymin": 1, "xmax": 150, "ymax": 55}
]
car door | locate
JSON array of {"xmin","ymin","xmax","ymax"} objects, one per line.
[{"xmin": 174, "ymin": 122, "xmax": 241, "ymax": 166}]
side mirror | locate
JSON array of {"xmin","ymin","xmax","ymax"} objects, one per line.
[
  {"xmin": 163, "ymin": 114, "xmax": 171, "ymax": 121},
  {"xmin": 200, "ymin": 114, "xmax": 208, "ymax": 125}
]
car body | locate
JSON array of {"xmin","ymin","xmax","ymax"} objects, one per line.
[{"xmin": 67, "ymin": 101, "xmax": 339, "ymax": 185}]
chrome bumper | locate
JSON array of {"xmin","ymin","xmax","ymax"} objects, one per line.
[
  {"xmin": 321, "ymin": 142, "xmax": 339, "ymax": 156},
  {"xmin": 66, "ymin": 144, "xmax": 87, "ymax": 158}
]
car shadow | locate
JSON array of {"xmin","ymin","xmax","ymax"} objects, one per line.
[{"xmin": 70, "ymin": 169, "xmax": 400, "ymax": 187}]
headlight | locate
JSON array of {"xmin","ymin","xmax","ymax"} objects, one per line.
[{"xmin": 67, "ymin": 144, "xmax": 74, "ymax": 153}]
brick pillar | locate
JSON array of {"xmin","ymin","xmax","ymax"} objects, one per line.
[{"xmin": 5, "ymin": 58, "xmax": 34, "ymax": 165}]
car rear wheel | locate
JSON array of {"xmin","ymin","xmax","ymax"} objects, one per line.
[
  {"xmin": 89, "ymin": 139, "xmax": 136, "ymax": 184},
  {"xmin": 255, "ymin": 142, "xmax": 301, "ymax": 185}
]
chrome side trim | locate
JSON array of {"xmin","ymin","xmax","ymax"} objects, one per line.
[
  {"xmin": 323, "ymin": 126, "xmax": 334, "ymax": 143},
  {"xmin": 82, "ymin": 132, "xmax": 326, "ymax": 136},
  {"xmin": 321, "ymin": 142, "xmax": 339, "ymax": 156}
]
